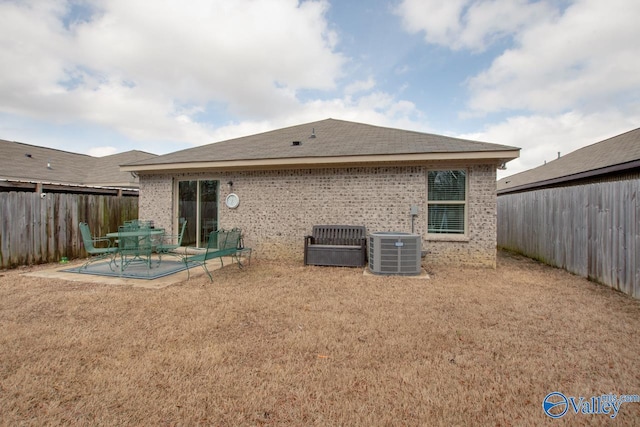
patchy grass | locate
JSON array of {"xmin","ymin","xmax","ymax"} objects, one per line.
[{"xmin": 1, "ymin": 251, "xmax": 639, "ymax": 426}]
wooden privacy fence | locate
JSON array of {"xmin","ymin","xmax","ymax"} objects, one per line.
[
  {"xmin": 0, "ymin": 192, "xmax": 138, "ymax": 269},
  {"xmin": 497, "ymin": 179, "xmax": 640, "ymax": 299}
]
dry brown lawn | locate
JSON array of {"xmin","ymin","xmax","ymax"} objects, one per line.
[{"xmin": 1, "ymin": 251, "xmax": 639, "ymax": 426}]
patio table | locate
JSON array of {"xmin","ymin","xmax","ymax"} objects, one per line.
[
  {"xmin": 106, "ymin": 228, "xmax": 165, "ymax": 272},
  {"xmin": 105, "ymin": 229, "xmax": 165, "ymax": 239}
]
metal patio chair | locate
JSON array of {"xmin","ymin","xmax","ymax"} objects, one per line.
[
  {"xmin": 78, "ymin": 222, "xmax": 118, "ymax": 271},
  {"xmin": 155, "ymin": 220, "xmax": 187, "ymax": 263}
]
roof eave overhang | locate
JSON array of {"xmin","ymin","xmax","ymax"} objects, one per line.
[
  {"xmin": 121, "ymin": 150, "xmax": 520, "ymax": 173},
  {"xmin": 497, "ymin": 158, "xmax": 640, "ymax": 195},
  {"xmin": 0, "ymin": 178, "xmax": 139, "ymax": 195}
]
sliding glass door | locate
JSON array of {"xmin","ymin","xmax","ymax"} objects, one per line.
[{"xmin": 178, "ymin": 179, "xmax": 219, "ymax": 247}]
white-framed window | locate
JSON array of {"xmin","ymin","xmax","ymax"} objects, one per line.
[{"xmin": 427, "ymin": 170, "xmax": 467, "ymax": 235}]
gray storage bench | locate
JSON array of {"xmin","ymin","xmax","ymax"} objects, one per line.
[{"xmin": 304, "ymin": 225, "xmax": 367, "ymax": 267}]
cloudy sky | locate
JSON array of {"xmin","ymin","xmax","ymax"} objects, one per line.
[{"xmin": 1, "ymin": 0, "xmax": 639, "ymax": 178}]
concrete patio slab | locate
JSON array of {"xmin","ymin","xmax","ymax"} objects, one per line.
[{"xmin": 23, "ymin": 255, "xmax": 237, "ymax": 289}]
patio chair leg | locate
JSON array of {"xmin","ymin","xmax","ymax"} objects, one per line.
[
  {"xmin": 184, "ymin": 257, "xmax": 211, "ymax": 281},
  {"xmin": 234, "ymin": 250, "xmax": 250, "ymax": 269},
  {"xmin": 79, "ymin": 253, "xmax": 115, "ymax": 272},
  {"xmin": 233, "ymin": 252, "xmax": 242, "ymax": 268},
  {"xmin": 183, "ymin": 258, "xmax": 191, "ymax": 280},
  {"xmin": 202, "ymin": 261, "xmax": 213, "ymax": 282}
]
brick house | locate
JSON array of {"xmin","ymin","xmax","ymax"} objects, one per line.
[{"xmin": 122, "ymin": 119, "xmax": 519, "ymax": 267}]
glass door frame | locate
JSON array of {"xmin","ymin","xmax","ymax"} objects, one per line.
[{"xmin": 174, "ymin": 178, "xmax": 219, "ymax": 248}]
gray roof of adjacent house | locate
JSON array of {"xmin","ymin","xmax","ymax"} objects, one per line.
[
  {"xmin": 497, "ymin": 127, "xmax": 640, "ymax": 194},
  {"xmin": 0, "ymin": 139, "xmax": 157, "ymax": 191},
  {"xmin": 122, "ymin": 118, "xmax": 519, "ymax": 172}
]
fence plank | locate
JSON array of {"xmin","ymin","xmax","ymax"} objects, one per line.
[
  {"xmin": 0, "ymin": 192, "xmax": 138, "ymax": 268},
  {"xmin": 498, "ymin": 179, "xmax": 640, "ymax": 299}
]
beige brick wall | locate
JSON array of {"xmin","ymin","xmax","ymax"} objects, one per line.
[{"xmin": 139, "ymin": 162, "xmax": 497, "ymax": 267}]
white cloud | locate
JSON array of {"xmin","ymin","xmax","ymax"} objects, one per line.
[
  {"xmin": 0, "ymin": 0, "xmax": 346, "ymax": 145},
  {"xmin": 461, "ymin": 0, "xmax": 640, "ymax": 178},
  {"xmin": 344, "ymin": 77, "xmax": 376, "ymax": 95},
  {"xmin": 396, "ymin": 0, "xmax": 640, "ymax": 115},
  {"xmin": 4, "ymin": 0, "xmax": 637, "ymax": 184},
  {"xmin": 395, "ymin": 0, "xmax": 553, "ymax": 52},
  {"xmin": 397, "ymin": 0, "xmax": 640, "ymax": 180},
  {"xmin": 206, "ymin": 91, "xmax": 429, "ymax": 145},
  {"xmin": 466, "ymin": 0, "xmax": 640, "ymax": 114},
  {"xmin": 461, "ymin": 109, "xmax": 640, "ymax": 179},
  {"xmin": 396, "ymin": 0, "xmax": 466, "ymax": 48},
  {"xmin": 395, "ymin": 0, "xmax": 640, "ymax": 117}
]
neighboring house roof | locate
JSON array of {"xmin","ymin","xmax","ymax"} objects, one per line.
[
  {"xmin": 122, "ymin": 118, "xmax": 519, "ymax": 172},
  {"xmin": 83, "ymin": 150, "xmax": 159, "ymax": 187},
  {"xmin": 0, "ymin": 139, "xmax": 157, "ymax": 192},
  {"xmin": 497, "ymin": 127, "xmax": 640, "ymax": 194}
]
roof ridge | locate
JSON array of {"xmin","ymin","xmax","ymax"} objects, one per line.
[
  {"xmin": 0, "ymin": 138, "xmax": 94, "ymax": 158},
  {"xmin": 322, "ymin": 118, "xmax": 504, "ymax": 146},
  {"xmin": 100, "ymin": 149, "xmax": 158, "ymax": 158}
]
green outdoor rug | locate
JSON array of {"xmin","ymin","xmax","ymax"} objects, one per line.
[{"xmin": 62, "ymin": 258, "xmax": 200, "ymax": 280}]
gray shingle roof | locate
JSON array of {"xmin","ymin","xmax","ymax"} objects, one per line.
[
  {"xmin": 0, "ymin": 139, "xmax": 157, "ymax": 188},
  {"xmin": 498, "ymin": 127, "xmax": 640, "ymax": 193},
  {"xmin": 124, "ymin": 118, "xmax": 519, "ymax": 168},
  {"xmin": 83, "ymin": 150, "xmax": 159, "ymax": 187}
]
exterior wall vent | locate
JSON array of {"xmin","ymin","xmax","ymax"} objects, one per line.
[{"xmin": 369, "ymin": 232, "xmax": 421, "ymax": 275}]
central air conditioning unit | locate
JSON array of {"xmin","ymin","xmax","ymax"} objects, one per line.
[{"xmin": 369, "ymin": 232, "xmax": 421, "ymax": 275}]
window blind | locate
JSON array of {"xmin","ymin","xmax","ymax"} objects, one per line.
[
  {"xmin": 427, "ymin": 170, "xmax": 466, "ymax": 201},
  {"xmin": 428, "ymin": 205, "xmax": 465, "ymax": 234},
  {"xmin": 427, "ymin": 170, "xmax": 466, "ymax": 234}
]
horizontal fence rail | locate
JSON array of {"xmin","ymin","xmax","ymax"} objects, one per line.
[
  {"xmin": 0, "ymin": 192, "xmax": 138, "ymax": 269},
  {"xmin": 498, "ymin": 179, "xmax": 640, "ymax": 299}
]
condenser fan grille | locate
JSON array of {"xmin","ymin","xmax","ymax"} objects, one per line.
[{"xmin": 369, "ymin": 232, "xmax": 421, "ymax": 275}]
